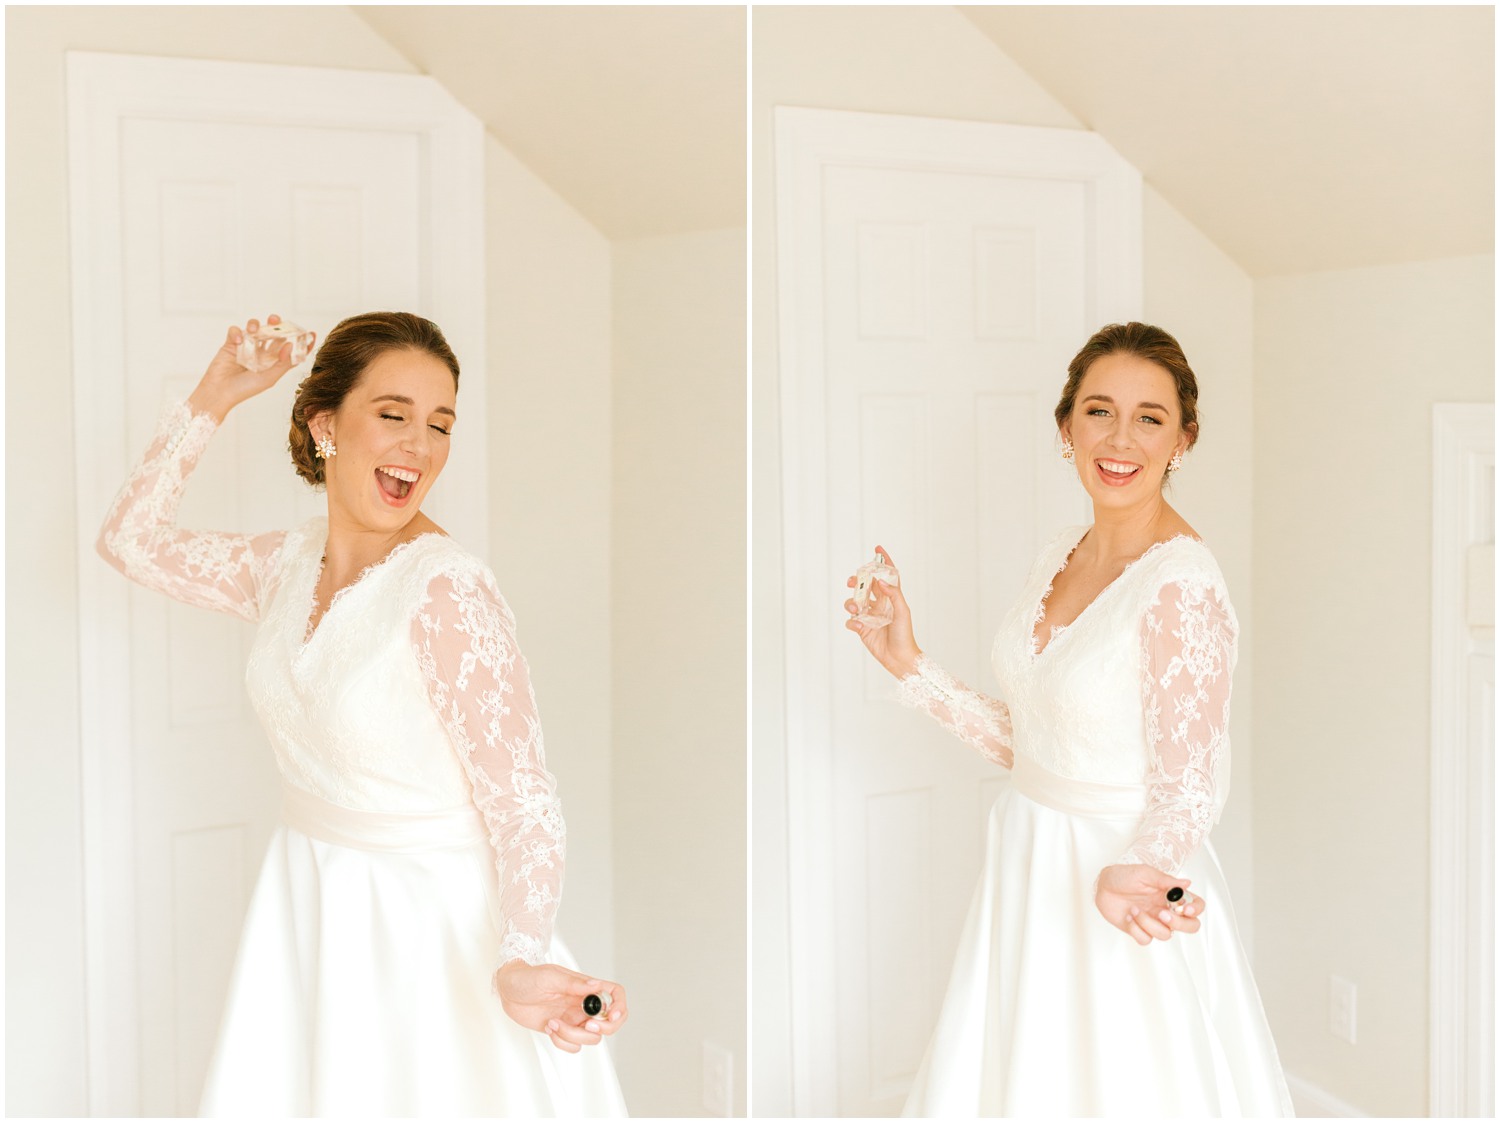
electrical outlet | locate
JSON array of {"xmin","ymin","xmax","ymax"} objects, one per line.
[
  {"xmin": 1329, "ymin": 975, "xmax": 1357, "ymax": 1044},
  {"xmin": 702, "ymin": 1041, "xmax": 733, "ymax": 1116}
]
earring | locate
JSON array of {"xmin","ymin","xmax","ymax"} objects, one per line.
[
  {"xmin": 1166, "ymin": 450, "xmax": 1183, "ymax": 474},
  {"xmin": 315, "ymin": 435, "xmax": 337, "ymax": 459},
  {"xmin": 1060, "ymin": 438, "xmax": 1075, "ymax": 463}
]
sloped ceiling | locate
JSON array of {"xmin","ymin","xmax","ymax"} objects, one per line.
[
  {"xmin": 962, "ymin": 5, "xmax": 1493, "ymax": 277},
  {"xmin": 354, "ymin": 6, "xmax": 745, "ymax": 239}
]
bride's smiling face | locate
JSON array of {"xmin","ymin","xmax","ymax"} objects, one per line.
[
  {"xmin": 312, "ymin": 348, "xmax": 457, "ymax": 533},
  {"xmin": 1060, "ymin": 352, "xmax": 1190, "ymax": 504}
]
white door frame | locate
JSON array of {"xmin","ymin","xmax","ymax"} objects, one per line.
[
  {"xmin": 773, "ymin": 105, "xmax": 1140, "ymax": 1115},
  {"xmin": 67, "ymin": 51, "xmax": 484, "ymax": 1114},
  {"xmin": 1429, "ymin": 402, "xmax": 1494, "ymax": 1118}
]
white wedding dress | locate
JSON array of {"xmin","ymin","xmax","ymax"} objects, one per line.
[
  {"xmin": 895, "ymin": 526, "xmax": 1292, "ymax": 1117},
  {"xmin": 98, "ymin": 403, "xmax": 627, "ymax": 1117}
]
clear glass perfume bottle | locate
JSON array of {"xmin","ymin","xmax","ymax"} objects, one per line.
[
  {"xmin": 236, "ymin": 321, "xmax": 315, "ymax": 372},
  {"xmin": 852, "ymin": 554, "xmax": 900, "ymax": 628}
]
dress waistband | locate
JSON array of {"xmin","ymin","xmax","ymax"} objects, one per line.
[
  {"xmin": 281, "ymin": 783, "xmax": 488, "ymax": 853},
  {"xmin": 1011, "ymin": 755, "xmax": 1148, "ymax": 821}
]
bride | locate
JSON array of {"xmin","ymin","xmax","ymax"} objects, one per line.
[
  {"xmin": 98, "ymin": 313, "xmax": 628, "ymax": 1116},
  {"xmin": 845, "ymin": 323, "xmax": 1292, "ymax": 1116}
]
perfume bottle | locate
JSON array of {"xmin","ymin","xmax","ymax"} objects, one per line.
[
  {"xmin": 236, "ymin": 320, "xmax": 315, "ymax": 372},
  {"xmin": 852, "ymin": 554, "xmax": 900, "ymax": 628}
]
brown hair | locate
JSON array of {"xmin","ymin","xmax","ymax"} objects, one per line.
[
  {"xmin": 288, "ymin": 311, "xmax": 460, "ymax": 487},
  {"xmin": 1054, "ymin": 322, "xmax": 1200, "ymax": 450}
]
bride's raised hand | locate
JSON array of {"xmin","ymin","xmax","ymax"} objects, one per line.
[
  {"xmin": 1094, "ymin": 863, "xmax": 1208, "ymax": 945},
  {"xmin": 844, "ymin": 546, "xmax": 922, "ymax": 679},
  {"xmin": 493, "ymin": 959, "xmax": 628, "ymax": 1053},
  {"xmin": 188, "ymin": 315, "xmax": 313, "ymax": 423}
]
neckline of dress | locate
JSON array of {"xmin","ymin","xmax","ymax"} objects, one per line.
[
  {"xmin": 299, "ymin": 530, "xmax": 447, "ymax": 651},
  {"xmin": 1028, "ymin": 527, "xmax": 1200, "ymax": 659}
]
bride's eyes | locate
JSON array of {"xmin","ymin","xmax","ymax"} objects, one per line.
[
  {"xmin": 1087, "ymin": 407, "xmax": 1163, "ymax": 425},
  {"xmin": 380, "ymin": 412, "xmax": 404, "ymax": 422},
  {"xmin": 430, "ymin": 424, "xmax": 451, "ymax": 436}
]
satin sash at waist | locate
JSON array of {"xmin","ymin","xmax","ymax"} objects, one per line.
[
  {"xmin": 1011, "ymin": 755, "xmax": 1148, "ymax": 821},
  {"xmin": 281, "ymin": 783, "xmax": 487, "ymax": 853}
]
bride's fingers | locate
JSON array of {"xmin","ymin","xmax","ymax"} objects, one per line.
[
  {"xmin": 1134, "ymin": 910, "xmax": 1173, "ymax": 941},
  {"xmin": 1165, "ymin": 909, "xmax": 1201, "ymax": 935},
  {"xmin": 549, "ymin": 1020, "xmax": 603, "ymax": 1048},
  {"xmin": 1123, "ymin": 914, "xmax": 1151, "ymax": 946}
]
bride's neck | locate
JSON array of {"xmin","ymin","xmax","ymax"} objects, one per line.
[
  {"xmin": 1084, "ymin": 498, "xmax": 1176, "ymax": 565},
  {"xmin": 321, "ymin": 513, "xmax": 432, "ymax": 583}
]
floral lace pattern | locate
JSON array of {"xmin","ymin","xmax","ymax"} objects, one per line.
[
  {"xmin": 1119, "ymin": 579, "xmax": 1233, "ymax": 873},
  {"xmin": 96, "ymin": 402, "xmax": 286, "ymax": 619},
  {"xmin": 414, "ymin": 570, "xmax": 565, "ymax": 967},
  {"xmin": 895, "ymin": 655, "xmax": 1014, "ymax": 769}
]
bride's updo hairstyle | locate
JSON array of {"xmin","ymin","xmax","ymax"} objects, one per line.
[
  {"xmin": 288, "ymin": 311, "xmax": 461, "ymax": 487},
  {"xmin": 1054, "ymin": 322, "xmax": 1200, "ymax": 479}
]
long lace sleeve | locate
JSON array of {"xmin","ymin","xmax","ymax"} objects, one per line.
[
  {"xmin": 412, "ymin": 568, "xmax": 564, "ymax": 968},
  {"xmin": 894, "ymin": 654, "xmax": 1014, "ymax": 769},
  {"xmin": 1119, "ymin": 580, "xmax": 1236, "ymax": 873},
  {"xmin": 96, "ymin": 401, "xmax": 285, "ymax": 622}
]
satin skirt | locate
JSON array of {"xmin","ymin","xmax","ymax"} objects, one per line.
[
  {"xmin": 903, "ymin": 758, "xmax": 1293, "ymax": 1118},
  {"xmin": 199, "ymin": 786, "xmax": 627, "ymax": 1118}
]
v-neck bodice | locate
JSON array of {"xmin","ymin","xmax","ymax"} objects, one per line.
[
  {"xmin": 299, "ymin": 531, "xmax": 445, "ymax": 652},
  {"xmin": 1028, "ymin": 529, "xmax": 1199, "ymax": 658},
  {"xmin": 992, "ymin": 524, "xmax": 1236, "ymax": 784},
  {"xmin": 246, "ymin": 517, "xmax": 480, "ymax": 809}
]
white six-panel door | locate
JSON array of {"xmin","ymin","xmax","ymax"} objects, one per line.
[
  {"xmin": 775, "ymin": 107, "xmax": 1140, "ymax": 1116},
  {"xmin": 69, "ymin": 52, "xmax": 484, "ymax": 1115}
]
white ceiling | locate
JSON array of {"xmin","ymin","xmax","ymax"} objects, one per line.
[
  {"xmin": 353, "ymin": 6, "xmax": 746, "ymax": 240},
  {"xmin": 351, "ymin": 6, "xmax": 1490, "ymax": 273},
  {"xmin": 961, "ymin": 5, "xmax": 1494, "ymax": 277}
]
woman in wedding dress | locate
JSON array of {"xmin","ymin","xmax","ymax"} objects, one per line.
[
  {"xmin": 98, "ymin": 313, "xmax": 628, "ymax": 1117},
  {"xmin": 845, "ymin": 323, "xmax": 1292, "ymax": 1117}
]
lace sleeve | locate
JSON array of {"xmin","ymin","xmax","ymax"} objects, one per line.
[
  {"xmin": 894, "ymin": 654, "xmax": 1014, "ymax": 769},
  {"xmin": 1119, "ymin": 580, "xmax": 1236, "ymax": 872},
  {"xmin": 412, "ymin": 568, "xmax": 564, "ymax": 969},
  {"xmin": 95, "ymin": 402, "xmax": 285, "ymax": 622}
]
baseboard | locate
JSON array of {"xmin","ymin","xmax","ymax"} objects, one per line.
[{"xmin": 1285, "ymin": 1071, "xmax": 1368, "ymax": 1118}]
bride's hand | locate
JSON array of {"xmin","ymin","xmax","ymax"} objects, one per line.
[
  {"xmin": 844, "ymin": 546, "xmax": 923, "ymax": 678},
  {"xmin": 1094, "ymin": 863, "xmax": 1207, "ymax": 945},
  {"xmin": 492, "ymin": 959, "xmax": 628, "ymax": 1053},
  {"xmin": 188, "ymin": 315, "xmax": 313, "ymax": 423}
]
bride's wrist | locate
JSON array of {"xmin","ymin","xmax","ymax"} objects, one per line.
[
  {"xmin": 186, "ymin": 381, "xmax": 236, "ymax": 424},
  {"xmin": 887, "ymin": 648, "xmax": 923, "ymax": 680}
]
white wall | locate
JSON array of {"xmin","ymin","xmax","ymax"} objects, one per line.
[
  {"xmin": 4, "ymin": 6, "xmax": 616, "ymax": 1112},
  {"xmin": 1252, "ymin": 253, "xmax": 1495, "ymax": 1117},
  {"xmin": 610, "ymin": 227, "xmax": 748, "ymax": 1116},
  {"xmin": 750, "ymin": 7, "xmax": 1260, "ymax": 1111}
]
